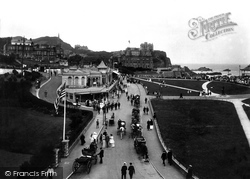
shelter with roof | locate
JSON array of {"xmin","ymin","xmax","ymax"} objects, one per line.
[
  {"xmin": 241, "ymin": 65, "xmax": 250, "ymax": 76},
  {"xmin": 62, "ymin": 61, "xmax": 120, "ymax": 103}
]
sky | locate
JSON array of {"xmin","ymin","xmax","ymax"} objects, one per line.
[{"xmin": 0, "ymin": 0, "xmax": 249, "ymax": 65}]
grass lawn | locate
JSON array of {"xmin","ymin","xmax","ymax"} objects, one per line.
[
  {"xmin": 150, "ymin": 78, "xmax": 206, "ymax": 91},
  {"xmin": 0, "ymin": 107, "xmax": 71, "ymax": 156},
  {"xmin": 208, "ymin": 81, "xmax": 250, "ymax": 95},
  {"xmin": 151, "ymin": 99, "xmax": 250, "ymax": 179},
  {"xmin": 243, "ymin": 105, "xmax": 250, "ymax": 122},
  {"xmin": 138, "ymin": 80, "xmax": 200, "ymax": 96},
  {"xmin": 242, "ymin": 98, "xmax": 250, "ymax": 105}
]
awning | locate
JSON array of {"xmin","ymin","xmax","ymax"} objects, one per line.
[{"xmin": 112, "ymin": 70, "xmax": 120, "ymax": 75}]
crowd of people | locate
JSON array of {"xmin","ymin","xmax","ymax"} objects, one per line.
[{"xmin": 75, "ymin": 75, "xmax": 193, "ymax": 179}]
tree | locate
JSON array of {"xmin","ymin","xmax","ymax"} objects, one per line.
[{"xmin": 68, "ymin": 54, "xmax": 83, "ymax": 66}]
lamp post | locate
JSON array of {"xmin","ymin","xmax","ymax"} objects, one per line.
[
  {"xmin": 239, "ymin": 65, "xmax": 241, "ymax": 77},
  {"xmin": 103, "ymin": 104, "xmax": 106, "ymax": 125},
  {"xmin": 158, "ymin": 84, "xmax": 163, "ymax": 98}
]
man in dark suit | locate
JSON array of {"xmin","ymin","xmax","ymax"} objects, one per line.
[
  {"xmin": 128, "ymin": 162, "xmax": 135, "ymax": 179},
  {"xmin": 121, "ymin": 162, "xmax": 127, "ymax": 179},
  {"xmin": 161, "ymin": 151, "xmax": 167, "ymax": 166},
  {"xmin": 98, "ymin": 147, "xmax": 104, "ymax": 164}
]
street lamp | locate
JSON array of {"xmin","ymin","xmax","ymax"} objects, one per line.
[
  {"xmin": 158, "ymin": 84, "xmax": 163, "ymax": 98},
  {"xmin": 103, "ymin": 104, "xmax": 106, "ymax": 125}
]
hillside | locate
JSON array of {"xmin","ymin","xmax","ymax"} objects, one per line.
[
  {"xmin": 33, "ymin": 36, "xmax": 73, "ymax": 51},
  {"xmin": 153, "ymin": 50, "xmax": 172, "ymax": 67}
]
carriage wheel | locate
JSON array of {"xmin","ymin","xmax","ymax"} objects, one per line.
[
  {"xmin": 72, "ymin": 161, "xmax": 80, "ymax": 172},
  {"xmin": 87, "ymin": 161, "xmax": 92, "ymax": 174}
]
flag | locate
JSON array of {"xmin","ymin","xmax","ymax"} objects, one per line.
[
  {"xmin": 58, "ymin": 83, "xmax": 66, "ymax": 99},
  {"xmin": 54, "ymin": 82, "xmax": 66, "ymax": 113}
]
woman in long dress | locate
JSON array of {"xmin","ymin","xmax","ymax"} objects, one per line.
[
  {"xmin": 109, "ymin": 134, "xmax": 115, "ymax": 147},
  {"xmin": 102, "ymin": 134, "xmax": 106, "ymax": 148}
]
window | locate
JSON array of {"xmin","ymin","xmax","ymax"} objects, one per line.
[
  {"xmin": 68, "ymin": 77, "xmax": 72, "ymax": 85},
  {"xmin": 75, "ymin": 77, "xmax": 79, "ymax": 86}
]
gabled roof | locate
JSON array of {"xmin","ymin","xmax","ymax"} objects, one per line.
[
  {"xmin": 97, "ymin": 61, "xmax": 107, "ymax": 69},
  {"xmin": 241, "ymin": 65, "xmax": 250, "ymax": 71}
]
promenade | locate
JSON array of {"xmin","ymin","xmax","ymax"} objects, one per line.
[
  {"xmin": 36, "ymin": 74, "xmax": 250, "ymax": 179},
  {"xmin": 37, "ymin": 74, "xmax": 185, "ymax": 179}
]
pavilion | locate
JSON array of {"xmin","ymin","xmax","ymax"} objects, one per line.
[{"xmin": 61, "ymin": 61, "xmax": 120, "ymax": 104}]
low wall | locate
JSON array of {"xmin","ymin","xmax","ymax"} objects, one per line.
[{"xmin": 147, "ymin": 89, "xmax": 199, "ymax": 179}]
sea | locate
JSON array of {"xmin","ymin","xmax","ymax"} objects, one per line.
[{"xmin": 179, "ymin": 63, "xmax": 249, "ymax": 76}]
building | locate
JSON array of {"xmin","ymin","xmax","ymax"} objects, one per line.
[
  {"xmin": 241, "ymin": 65, "xmax": 250, "ymax": 77},
  {"xmin": 6, "ymin": 36, "xmax": 64, "ymax": 62},
  {"xmin": 7, "ymin": 37, "xmax": 34, "ymax": 58},
  {"xmin": 62, "ymin": 61, "xmax": 119, "ymax": 103},
  {"xmin": 120, "ymin": 42, "xmax": 154, "ymax": 69}
]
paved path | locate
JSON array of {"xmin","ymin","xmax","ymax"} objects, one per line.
[
  {"xmin": 69, "ymin": 82, "xmax": 166, "ymax": 179},
  {"xmin": 36, "ymin": 75, "xmax": 184, "ymax": 179},
  {"xmin": 35, "ymin": 74, "xmax": 250, "ymax": 179},
  {"xmin": 135, "ymin": 84, "xmax": 185, "ymax": 179}
]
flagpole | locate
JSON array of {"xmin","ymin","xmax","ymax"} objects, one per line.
[{"xmin": 63, "ymin": 93, "xmax": 66, "ymax": 141}]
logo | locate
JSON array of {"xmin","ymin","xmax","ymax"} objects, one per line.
[
  {"xmin": 5, "ymin": 171, "xmax": 11, "ymax": 177},
  {"xmin": 188, "ymin": 12, "xmax": 237, "ymax": 41}
]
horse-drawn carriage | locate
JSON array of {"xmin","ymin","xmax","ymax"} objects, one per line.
[
  {"xmin": 131, "ymin": 123, "xmax": 143, "ymax": 139},
  {"xmin": 131, "ymin": 108, "xmax": 140, "ymax": 124},
  {"xmin": 134, "ymin": 95, "xmax": 140, "ymax": 108},
  {"xmin": 72, "ymin": 141, "xmax": 97, "ymax": 173},
  {"xmin": 134, "ymin": 136, "xmax": 148, "ymax": 161},
  {"xmin": 117, "ymin": 120, "xmax": 126, "ymax": 139}
]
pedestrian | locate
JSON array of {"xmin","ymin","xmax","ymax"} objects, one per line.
[
  {"xmin": 145, "ymin": 97, "xmax": 147, "ymax": 104},
  {"xmin": 161, "ymin": 151, "xmax": 167, "ymax": 166},
  {"xmin": 150, "ymin": 118, "xmax": 154, "ymax": 130},
  {"xmin": 141, "ymin": 143, "xmax": 148, "ymax": 160},
  {"xmin": 147, "ymin": 120, "xmax": 150, "ymax": 131},
  {"xmin": 146, "ymin": 107, "xmax": 149, "ymax": 114},
  {"xmin": 127, "ymin": 95, "xmax": 130, "ymax": 101},
  {"xmin": 115, "ymin": 102, "xmax": 117, "ymax": 110},
  {"xmin": 105, "ymin": 134, "xmax": 110, "ymax": 148},
  {"xmin": 97, "ymin": 105, "xmax": 101, "ymax": 114},
  {"xmin": 168, "ymin": 150, "xmax": 173, "ymax": 165},
  {"xmin": 47, "ymin": 165, "xmax": 54, "ymax": 179},
  {"xmin": 96, "ymin": 119, "xmax": 99, "ymax": 128},
  {"xmin": 143, "ymin": 107, "xmax": 146, "ymax": 114},
  {"xmin": 121, "ymin": 162, "xmax": 127, "ymax": 179},
  {"xmin": 105, "ymin": 120, "xmax": 108, "ymax": 129},
  {"xmin": 153, "ymin": 112, "xmax": 156, "ymax": 120},
  {"xmin": 103, "ymin": 130, "xmax": 107, "ymax": 136},
  {"xmin": 97, "ymin": 147, "xmax": 104, "ymax": 164},
  {"xmin": 80, "ymin": 134, "xmax": 85, "ymax": 145},
  {"xmin": 180, "ymin": 93, "xmax": 183, "ymax": 98},
  {"xmin": 118, "ymin": 101, "xmax": 121, "ymax": 109},
  {"xmin": 99, "ymin": 134, "xmax": 103, "ymax": 144},
  {"xmin": 128, "ymin": 162, "xmax": 135, "ymax": 179},
  {"xmin": 109, "ymin": 134, "xmax": 115, "ymax": 147},
  {"xmin": 102, "ymin": 134, "xmax": 106, "ymax": 148}
]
